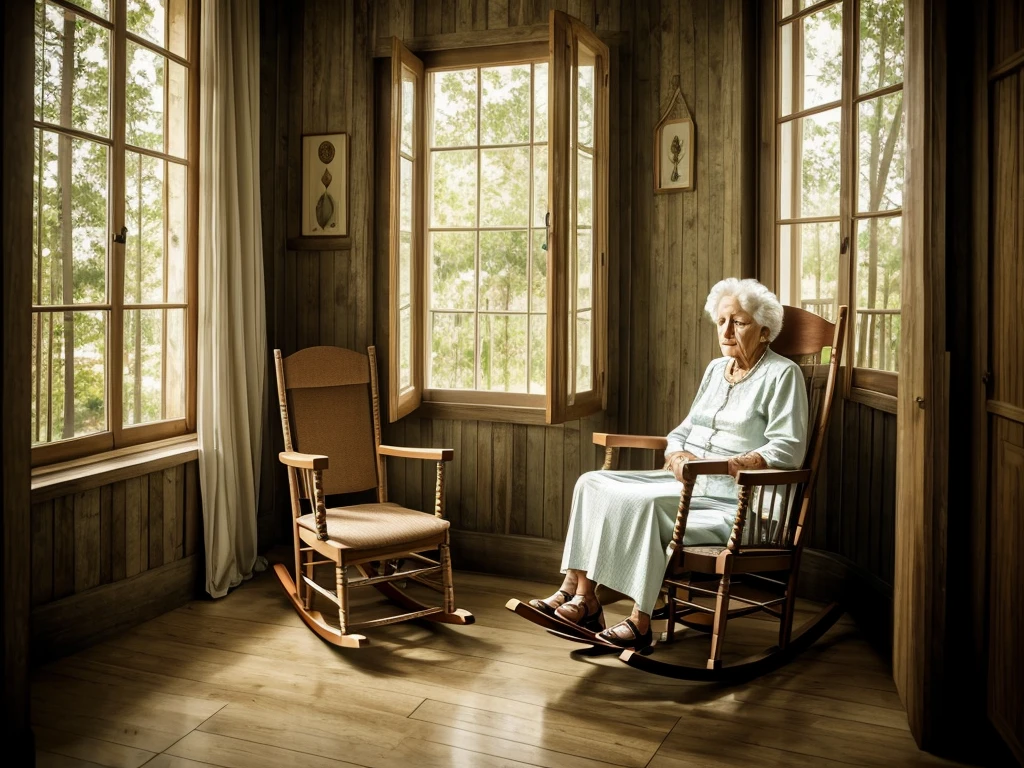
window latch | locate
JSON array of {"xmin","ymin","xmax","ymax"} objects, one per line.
[
  {"xmin": 542, "ymin": 212, "xmax": 549, "ymax": 251},
  {"xmin": 839, "ymin": 235, "xmax": 849, "ymax": 254},
  {"xmin": 113, "ymin": 226, "xmax": 128, "ymax": 244}
]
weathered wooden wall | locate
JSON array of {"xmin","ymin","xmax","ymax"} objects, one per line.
[
  {"xmin": 28, "ymin": 462, "xmax": 202, "ymax": 660},
  {"xmin": 258, "ymin": 0, "xmax": 898, "ymax": 617}
]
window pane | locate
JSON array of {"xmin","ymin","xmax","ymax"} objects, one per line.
[
  {"xmin": 399, "ymin": 306, "xmax": 412, "ymax": 390},
  {"xmin": 575, "ymin": 310, "xmax": 592, "ymax": 391},
  {"xmin": 400, "ymin": 156, "xmax": 413, "ymax": 231},
  {"xmin": 128, "ymin": 0, "xmax": 189, "ymax": 58},
  {"xmin": 431, "ymin": 150, "xmax": 477, "ymax": 228},
  {"xmin": 779, "ymin": 0, "xmax": 814, "ymax": 19},
  {"xmin": 479, "ymin": 231, "xmax": 528, "ymax": 312},
  {"xmin": 531, "ymin": 229, "xmax": 547, "ymax": 312},
  {"xmin": 779, "ymin": 4, "xmax": 843, "ymax": 117},
  {"xmin": 533, "ymin": 63, "xmax": 548, "ymax": 143},
  {"xmin": 432, "ymin": 70, "xmax": 476, "ymax": 148},
  {"xmin": 779, "ymin": 107, "xmax": 841, "ymax": 218},
  {"xmin": 430, "ymin": 231, "xmax": 474, "ymax": 311},
  {"xmin": 31, "ymin": 310, "xmax": 107, "ymax": 444},
  {"xmin": 480, "ymin": 147, "xmax": 529, "ymax": 227},
  {"xmin": 481, "ymin": 65, "xmax": 530, "ymax": 145},
  {"xmin": 533, "ymin": 147, "xmax": 548, "ymax": 228},
  {"xmin": 854, "ymin": 215, "xmax": 901, "ymax": 371},
  {"xmin": 401, "ymin": 72, "xmax": 415, "ymax": 155},
  {"xmin": 430, "ymin": 313, "xmax": 475, "ymax": 389},
  {"xmin": 399, "ymin": 231, "xmax": 412, "ymax": 309},
  {"xmin": 126, "ymin": 41, "xmax": 166, "ymax": 151},
  {"xmin": 530, "ymin": 315, "xmax": 546, "ymax": 394},
  {"xmin": 778, "ymin": 221, "xmax": 840, "ymax": 316},
  {"xmin": 35, "ymin": 2, "xmax": 110, "ymax": 137},
  {"xmin": 33, "ymin": 131, "xmax": 109, "ymax": 306},
  {"xmin": 166, "ymin": 161, "xmax": 187, "ymax": 302},
  {"xmin": 478, "ymin": 314, "xmax": 528, "ymax": 393},
  {"xmin": 165, "ymin": 57, "xmax": 188, "ymax": 159},
  {"xmin": 125, "ymin": 152, "xmax": 167, "ymax": 304},
  {"xmin": 123, "ymin": 308, "xmax": 185, "ymax": 425},
  {"xmin": 577, "ymin": 55, "xmax": 594, "ymax": 148},
  {"xmin": 857, "ymin": 91, "xmax": 904, "ymax": 212},
  {"xmin": 859, "ymin": 0, "xmax": 904, "ymax": 94},
  {"xmin": 576, "ymin": 230, "xmax": 592, "ymax": 310},
  {"xmin": 577, "ymin": 151, "xmax": 593, "ymax": 227}
]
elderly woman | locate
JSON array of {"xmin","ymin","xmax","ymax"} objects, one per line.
[{"xmin": 529, "ymin": 278, "xmax": 808, "ymax": 651}]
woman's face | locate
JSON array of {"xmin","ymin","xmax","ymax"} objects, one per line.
[{"xmin": 716, "ymin": 295, "xmax": 768, "ymax": 364}]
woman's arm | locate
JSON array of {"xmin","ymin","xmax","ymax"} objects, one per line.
[
  {"xmin": 665, "ymin": 450, "xmax": 700, "ymax": 481},
  {"xmin": 726, "ymin": 451, "xmax": 768, "ymax": 476}
]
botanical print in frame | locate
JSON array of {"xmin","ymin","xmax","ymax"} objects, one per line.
[
  {"xmin": 655, "ymin": 117, "xmax": 694, "ymax": 193},
  {"xmin": 302, "ymin": 133, "xmax": 349, "ymax": 236}
]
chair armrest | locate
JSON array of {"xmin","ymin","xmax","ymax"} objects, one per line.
[
  {"xmin": 735, "ymin": 468, "xmax": 811, "ymax": 487},
  {"xmin": 592, "ymin": 433, "xmax": 668, "ymax": 450},
  {"xmin": 378, "ymin": 445, "xmax": 454, "ymax": 462},
  {"xmin": 680, "ymin": 459, "xmax": 731, "ymax": 481},
  {"xmin": 279, "ymin": 451, "xmax": 329, "ymax": 470}
]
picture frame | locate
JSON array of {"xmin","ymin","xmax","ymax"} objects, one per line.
[
  {"xmin": 654, "ymin": 116, "xmax": 695, "ymax": 193},
  {"xmin": 301, "ymin": 133, "xmax": 349, "ymax": 236}
]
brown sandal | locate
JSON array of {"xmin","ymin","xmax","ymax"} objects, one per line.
[
  {"xmin": 597, "ymin": 618, "xmax": 654, "ymax": 652},
  {"xmin": 528, "ymin": 589, "xmax": 573, "ymax": 616},
  {"xmin": 555, "ymin": 596, "xmax": 606, "ymax": 633}
]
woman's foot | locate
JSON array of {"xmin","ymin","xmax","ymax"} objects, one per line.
[
  {"xmin": 596, "ymin": 618, "xmax": 654, "ymax": 652},
  {"xmin": 528, "ymin": 589, "xmax": 573, "ymax": 616},
  {"xmin": 554, "ymin": 594, "xmax": 605, "ymax": 632}
]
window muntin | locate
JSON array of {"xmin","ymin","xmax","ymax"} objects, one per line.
[
  {"xmin": 775, "ymin": 0, "xmax": 904, "ymax": 375},
  {"xmin": 426, "ymin": 61, "xmax": 549, "ymax": 398},
  {"xmin": 32, "ymin": 0, "xmax": 195, "ymax": 461}
]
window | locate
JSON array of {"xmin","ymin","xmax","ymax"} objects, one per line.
[
  {"xmin": 774, "ymin": 0, "xmax": 904, "ymax": 390},
  {"xmin": 32, "ymin": 0, "xmax": 197, "ymax": 466},
  {"xmin": 388, "ymin": 12, "xmax": 609, "ymax": 425}
]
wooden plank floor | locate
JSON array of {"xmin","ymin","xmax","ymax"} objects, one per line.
[{"xmin": 32, "ymin": 568, "xmax": 970, "ymax": 768}]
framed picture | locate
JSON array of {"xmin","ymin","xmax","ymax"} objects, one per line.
[
  {"xmin": 301, "ymin": 133, "xmax": 349, "ymax": 236},
  {"xmin": 654, "ymin": 116, "xmax": 694, "ymax": 193}
]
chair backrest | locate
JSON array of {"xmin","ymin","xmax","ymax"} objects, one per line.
[
  {"xmin": 739, "ymin": 304, "xmax": 848, "ymax": 550},
  {"xmin": 274, "ymin": 346, "xmax": 385, "ymax": 500}
]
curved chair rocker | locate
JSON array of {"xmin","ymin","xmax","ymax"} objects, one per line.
[
  {"xmin": 507, "ymin": 305, "xmax": 847, "ymax": 681},
  {"xmin": 273, "ymin": 345, "xmax": 473, "ymax": 648}
]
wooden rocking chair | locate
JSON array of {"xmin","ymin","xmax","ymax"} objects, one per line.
[
  {"xmin": 273, "ymin": 345, "xmax": 473, "ymax": 648},
  {"xmin": 507, "ymin": 305, "xmax": 847, "ymax": 681}
]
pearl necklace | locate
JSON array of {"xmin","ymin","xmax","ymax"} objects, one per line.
[{"xmin": 725, "ymin": 345, "xmax": 769, "ymax": 384}]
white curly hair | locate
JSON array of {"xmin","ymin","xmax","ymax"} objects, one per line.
[{"xmin": 704, "ymin": 278, "xmax": 784, "ymax": 342}]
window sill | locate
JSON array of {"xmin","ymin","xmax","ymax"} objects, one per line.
[
  {"xmin": 417, "ymin": 400, "xmax": 551, "ymax": 425},
  {"xmin": 848, "ymin": 387, "xmax": 897, "ymax": 414},
  {"xmin": 31, "ymin": 435, "xmax": 199, "ymax": 504}
]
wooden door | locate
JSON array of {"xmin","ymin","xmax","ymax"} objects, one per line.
[{"xmin": 985, "ymin": 2, "xmax": 1024, "ymax": 762}]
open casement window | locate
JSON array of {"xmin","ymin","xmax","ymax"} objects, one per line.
[
  {"xmin": 774, "ymin": 0, "xmax": 904, "ymax": 402},
  {"xmin": 388, "ymin": 38, "xmax": 425, "ymax": 423},
  {"xmin": 385, "ymin": 11, "xmax": 609, "ymax": 426},
  {"xmin": 31, "ymin": 0, "xmax": 199, "ymax": 466}
]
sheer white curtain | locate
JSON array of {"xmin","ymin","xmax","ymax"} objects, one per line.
[{"xmin": 197, "ymin": 0, "xmax": 265, "ymax": 598}]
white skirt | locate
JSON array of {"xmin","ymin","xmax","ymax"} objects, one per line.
[{"xmin": 560, "ymin": 469, "xmax": 735, "ymax": 614}]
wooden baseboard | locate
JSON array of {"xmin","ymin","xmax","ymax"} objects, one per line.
[
  {"xmin": 450, "ymin": 530, "xmax": 565, "ymax": 580},
  {"xmin": 31, "ymin": 554, "xmax": 204, "ymax": 664}
]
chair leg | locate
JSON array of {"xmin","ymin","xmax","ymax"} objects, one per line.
[
  {"xmin": 303, "ymin": 549, "xmax": 314, "ymax": 610},
  {"xmin": 779, "ymin": 569, "xmax": 799, "ymax": 649},
  {"xmin": 666, "ymin": 584, "xmax": 677, "ymax": 643},
  {"xmin": 439, "ymin": 540, "xmax": 455, "ymax": 613},
  {"xmin": 707, "ymin": 573, "xmax": 732, "ymax": 670},
  {"xmin": 335, "ymin": 564, "xmax": 349, "ymax": 635}
]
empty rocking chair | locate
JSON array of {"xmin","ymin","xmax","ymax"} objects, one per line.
[{"xmin": 273, "ymin": 345, "xmax": 473, "ymax": 648}]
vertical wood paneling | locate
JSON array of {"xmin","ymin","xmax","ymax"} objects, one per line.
[
  {"xmin": 73, "ymin": 489, "xmax": 101, "ymax": 593},
  {"xmin": 53, "ymin": 495, "xmax": 74, "ymax": 599},
  {"xmin": 111, "ymin": 480, "xmax": 126, "ymax": 582},
  {"xmin": 125, "ymin": 475, "xmax": 142, "ymax": 578},
  {"xmin": 31, "ymin": 501, "xmax": 54, "ymax": 606},
  {"xmin": 543, "ymin": 428, "xmax": 563, "ymax": 540},
  {"xmin": 99, "ymin": 484, "xmax": 112, "ymax": 585},
  {"xmin": 148, "ymin": 470, "xmax": 164, "ymax": 570}
]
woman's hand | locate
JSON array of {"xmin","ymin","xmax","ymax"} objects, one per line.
[
  {"xmin": 727, "ymin": 452, "xmax": 768, "ymax": 477},
  {"xmin": 665, "ymin": 451, "xmax": 699, "ymax": 482}
]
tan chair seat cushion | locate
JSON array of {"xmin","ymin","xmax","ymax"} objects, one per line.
[{"xmin": 297, "ymin": 503, "xmax": 449, "ymax": 550}]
